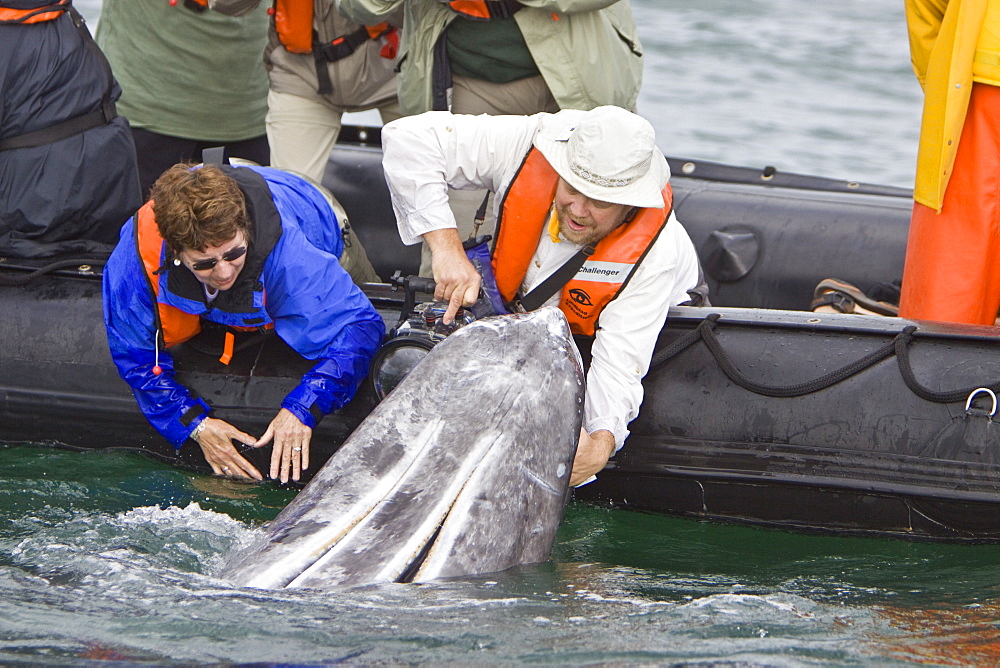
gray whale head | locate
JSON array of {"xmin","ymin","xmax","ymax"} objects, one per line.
[{"xmin": 220, "ymin": 307, "xmax": 585, "ymax": 590}]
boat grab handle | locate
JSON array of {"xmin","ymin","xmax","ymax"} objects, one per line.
[{"xmin": 965, "ymin": 388, "xmax": 998, "ymax": 417}]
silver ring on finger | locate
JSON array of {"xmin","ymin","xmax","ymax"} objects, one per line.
[{"xmin": 293, "ymin": 447, "xmax": 302, "ymax": 452}]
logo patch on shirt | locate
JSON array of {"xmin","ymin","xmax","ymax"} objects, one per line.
[
  {"xmin": 574, "ymin": 261, "xmax": 633, "ymax": 282},
  {"xmin": 568, "ymin": 288, "xmax": 593, "ymax": 307},
  {"xmin": 565, "ymin": 288, "xmax": 593, "ymax": 319}
]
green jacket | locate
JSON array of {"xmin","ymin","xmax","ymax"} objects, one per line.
[
  {"xmin": 95, "ymin": 0, "xmax": 269, "ymax": 142},
  {"xmin": 338, "ymin": 0, "xmax": 644, "ymax": 115}
]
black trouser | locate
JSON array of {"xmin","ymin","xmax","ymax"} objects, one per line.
[{"xmin": 130, "ymin": 127, "xmax": 270, "ymax": 198}]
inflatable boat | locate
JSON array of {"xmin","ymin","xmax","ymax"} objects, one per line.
[{"xmin": 4, "ymin": 125, "xmax": 1000, "ymax": 542}]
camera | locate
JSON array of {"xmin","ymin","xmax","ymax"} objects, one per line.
[{"xmin": 367, "ymin": 273, "xmax": 480, "ymax": 400}]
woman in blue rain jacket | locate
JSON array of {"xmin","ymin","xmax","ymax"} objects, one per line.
[{"xmin": 103, "ymin": 163, "xmax": 383, "ymax": 483}]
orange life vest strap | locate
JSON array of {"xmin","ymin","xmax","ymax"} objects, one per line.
[
  {"xmin": 219, "ymin": 331, "xmax": 235, "ymax": 365},
  {"xmin": 556, "ymin": 188, "xmax": 672, "ymax": 336},
  {"xmin": 366, "ymin": 22, "xmax": 392, "ymax": 39},
  {"xmin": 135, "ymin": 201, "xmax": 203, "ymax": 348},
  {"xmin": 449, "ymin": 1, "xmax": 490, "ymax": 19},
  {"xmin": 0, "ymin": 0, "xmax": 68, "ymax": 24}
]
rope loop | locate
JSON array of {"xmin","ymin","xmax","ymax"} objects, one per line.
[
  {"xmin": 650, "ymin": 316, "xmax": 1000, "ymax": 404},
  {"xmin": 965, "ymin": 388, "xmax": 998, "ymax": 417}
]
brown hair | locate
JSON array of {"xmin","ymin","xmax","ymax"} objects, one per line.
[{"xmin": 150, "ymin": 164, "xmax": 252, "ymax": 254}]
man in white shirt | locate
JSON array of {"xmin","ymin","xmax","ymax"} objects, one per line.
[{"xmin": 381, "ymin": 105, "xmax": 706, "ymax": 486}]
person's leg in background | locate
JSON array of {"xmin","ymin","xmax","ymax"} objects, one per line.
[
  {"xmin": 266, "ymin": 88, "xmax": 344, "ymax": 184},
  {"xmin": 131, "ymin": 127, "xmax": 269, "ymax": 198}
]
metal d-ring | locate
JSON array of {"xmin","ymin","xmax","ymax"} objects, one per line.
[{"xmin": 965, "ymin": 387, "xmax": 998, "ymax": 417}]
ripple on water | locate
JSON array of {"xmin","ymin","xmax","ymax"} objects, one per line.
[
  {"xmin": 0, "ymin": 498, "xmax": 881, "ymax": 665},
  {"xmin": 6, "ymin": 446, "xmax": 1000, "ymax": 664}
]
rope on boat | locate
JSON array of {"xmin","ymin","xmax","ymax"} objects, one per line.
[
  {"xmin": 649, "ymin": 315, "xmax": 1000, "ymax": 404},
  {"xmin": 894, "ymin": 334, "xmax": 1000, "ymax": 403},
  {"xmin": 0, "ymin": 258, "xmax": 105, "ymax": 286}
]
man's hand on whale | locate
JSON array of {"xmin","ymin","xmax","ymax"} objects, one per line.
[{"xmin": 570, "ymin": 429, "xmax": 616, "ymax": 487}]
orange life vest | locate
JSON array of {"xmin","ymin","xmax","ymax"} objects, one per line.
[
  {"xmin": 447, "ymin": 0, "xmax": 521, "ymax": 20},
  {"xmin": 492, "ymin": 148, "xmax": 672, "ymax": 337},
  {"xmin": 0, "ymin": 0, "xmax": 69, "ymax": 24},
  {"xmin": 134, "ymin": 201, "xmax": 203, "ymax": 349},
  {"xmin": 272, "ymin": 0, "xmax": 395, "ymax": 57},
  {"xmin": 273, "ymin": 0, "xmax": 312, "ymax": 53}
]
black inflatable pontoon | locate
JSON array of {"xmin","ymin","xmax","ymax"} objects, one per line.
[{"xmin": 5, "ymin": 125, "xmax": 1000, "ymax": 542}]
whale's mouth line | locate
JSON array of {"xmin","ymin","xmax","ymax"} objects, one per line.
[
  {"xmin": 394, "ymin": 429, "xmax": 506, "ymax": 584},
  {"xmin": 396, "ymin": 523, "xmax": 443, "ymax": 583}
]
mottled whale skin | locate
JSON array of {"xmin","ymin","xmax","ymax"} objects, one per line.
[{"xmin": 220, "ymin": 307, "xmax": 585, "ymax": 590}]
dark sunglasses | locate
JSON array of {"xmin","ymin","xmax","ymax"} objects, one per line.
[{"xmin": 189, "ymin": 245, "xmax": 247, "ymax": 272}]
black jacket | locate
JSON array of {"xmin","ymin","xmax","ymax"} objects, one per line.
[{"xmin": 0, "ymin": 1, "xmax": 141, "ymax": 258}]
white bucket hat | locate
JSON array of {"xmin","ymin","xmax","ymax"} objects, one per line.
[{"xmin": 534, "ymin": 106, "xmax": 670, "ymax": 209}]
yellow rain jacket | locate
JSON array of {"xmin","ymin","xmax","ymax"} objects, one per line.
[{"xmin": 905, "ymin": 0, "xmax": 991, "ymax": 211}]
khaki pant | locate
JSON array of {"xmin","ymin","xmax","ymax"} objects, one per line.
[
  {"xmin": 317, "ymin": 179, "xmax": 381, "ymax": 285},
  {"xmin": 266, "ymin": 88, "xmax": 402, "ymax": 184},
  {"xmin": 276, "ymin": 166, "xmax": 380, "ymax": 285},
  {"xmin": 418, "ymin": 74, "xmax": 560, "ymax": 276},
  {"xmin": 267, "ymin": 89, "xmax": 393, "ymax": 285},
  {"xmin": 337, "ymin": 221, "xmax": 382, "ymax": 286}
]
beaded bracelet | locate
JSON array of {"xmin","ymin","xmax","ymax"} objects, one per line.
[{"xmin": 190, "ymin": 419, "xmax": 208, "ymax": 442}]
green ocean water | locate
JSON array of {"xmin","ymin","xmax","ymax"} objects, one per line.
[{"xmin": 4, "ymin": 443, "xmax": 1000, "ymax": 666}]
